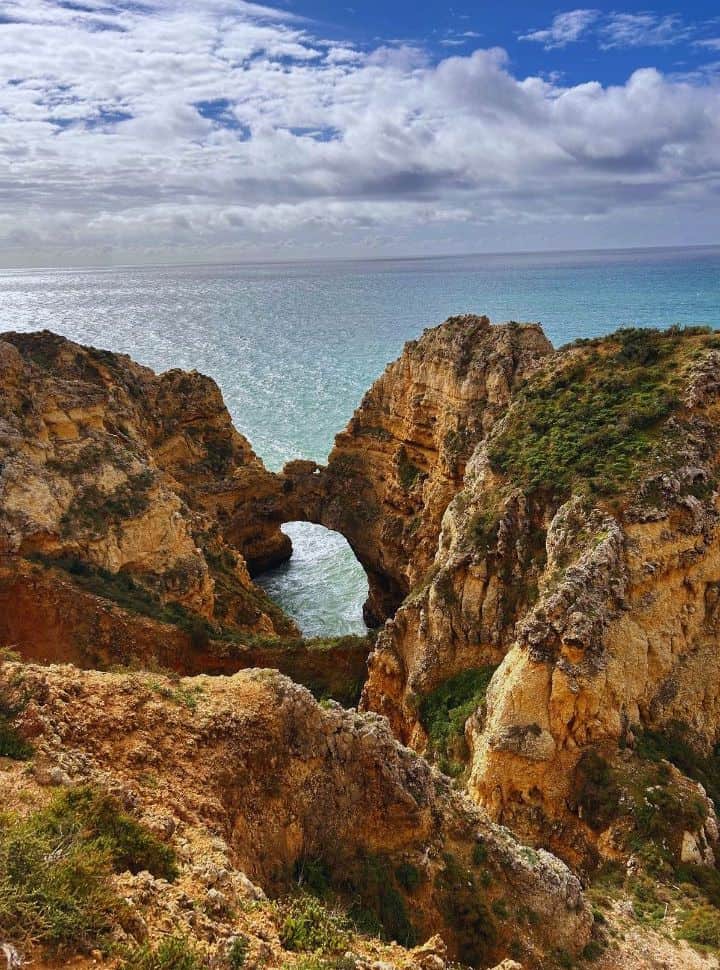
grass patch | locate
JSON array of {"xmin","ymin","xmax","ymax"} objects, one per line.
[
  {"xmin": 679, "ymin": 906, "xmax": 720, "ymax": 949},
  {"xmin": 119, "ymin": 936, "xmax": 208, "ymax": 970},
  {"xmin": 40, "ymin": 786, "xmax": 178, "ymax": 881},
  {"xmin": 419, "ymin": 666, "xmax": 498, "ymax": 774}
]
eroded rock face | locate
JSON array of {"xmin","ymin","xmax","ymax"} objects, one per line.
[
  {"xmin": 360, "ymin": 326, "xmax": 720, "ymax": 862},
  {"xmin": 0, "ymin": 330, "xmax": 296, "ymax": 664},
  {"xmin": 282, "ymin": 316, "xmax": 551, "ymax": 624},
  {"xmin": 0, "ymin": 661, "xmax": 592, "ymax": 968}
]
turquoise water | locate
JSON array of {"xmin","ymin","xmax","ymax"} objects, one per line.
[{"xmin": 1, "ymin": 246, "xmax": 718, "ymax": 635}]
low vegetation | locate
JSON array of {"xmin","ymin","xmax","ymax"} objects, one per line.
[
  {"xmin": 574, "ymin": 745, "xmax": 709, "ymax": 868},
  {"xmin": 581, "ymin": 741, "xmax": 720, "ymax": 957},
  {"xmin": 574, "ymin": 750, "xmax": 621, "ymax": 831},
  {"xmin": 435, "ymin": 851, "xmax": 496, "ymax": 966},
  {"xmin": 279, "ymin": 894, "xmax": 349, "ymax": 954},
  {"xmin": 396, "ymin": 447, "xmax": 424, "ymax": 490},
  {"xmin": 60, "ymin": 469, "xmax": 155, "ymax": 535},
  {"xmin": 0, "ymin": 695, "xmax": 32, "ymax": 761},
  {"xmin": 289, "ymin": 852, "xmax": 417, "ymax": 948},
  {"xmin": 419, "ymin": 666, "xmax": 498, "ymax": 776},
  {"xmin": 30, "ymin": 552, "xmax": 217, "ymax": 645},
  {"xmin": 489, "ymin": 327, "xmax": 715, "ymax": 502},
  {"xmin": 119, "ymin": 936, "xmax": 208, "ymax": 970},
  {"xmin": 0, "ymin": 786, "xmax": 177, "ymax": 951},
  {"xmin": 635, "ymin": 722, "xmax": 720, "ymax": 809}
]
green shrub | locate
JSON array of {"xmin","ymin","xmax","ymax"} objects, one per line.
[
  {"xmin": 472, "ymin": 842, "xmax": 488, "ymax": 866},
  {"xmin": 397, "ymin": 447, "xmax": 423, "ymax": 490},
  {"xmin": 0, "ymin": 698, "xmax": 32, "ymax": 760},
  {"xmin": 553, "ymin": 949, "xmax": 575, "ymax": 970},
  {"xmin": 394, "ymin": 862, "xmax": 422, "ymax": 893},
  {"xmin": 0, "ymin": 801, "xmax": 120, "ymax": 947},
  {"xmin": 435, "ymin": 852, "xmax": 496, "ymax": 966},
  {"xmin": 419, "ymin": 667, "xmax": 497, "ymax": 771},
  {"xmin": 676, "ymin": 864, "xmax": 720, "ymax": 908},
  {"xmin": 492, "ymin": 898, "xmax": 509, "ymax": 919},
  {"xmin": 283, "ymin": 852, "xmax": 417, "ymax": 949},
  {"xmin": 279, "ymin": 894, "xmax": 348, "ymax": 954},
  {"xmin": 634, "ymin": 782, "xmax": 707, "ymax": 843},
  {"xmin": 44, "ymin": 786, "xmax": 178, "ymax": 881},
  {"xmin": 574, "ymin": 751, "xmax": 620, "ymax": 830},
  {"xmin": 581, "ymin": 939, "xmax": 605, "ymax": 961},
  {"xmin": 679, "ymin": 905, "xmax": 720, "ymax": 948},
  {"xmin": 119, "ymin": 936, "xmax": 207, "ymax": 970},
  {"xmin": 342, "ymin": 853, "xmax": 416, "ymax": 947},
  {"xmin": 228, "ymin": 935, "xmax": 249, "ymax": 969},
  {"xmin": 295, "ymin": 857, "xmax": 332, "ymax": 897},
  {"xmin": 635, "ymin": 723, "xmax": 720, "ymax": 809}
]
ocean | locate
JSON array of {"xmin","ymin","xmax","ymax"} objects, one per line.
[{"xmin": 2, "ymin": 245, "xmax": 718, "ymax": 637}]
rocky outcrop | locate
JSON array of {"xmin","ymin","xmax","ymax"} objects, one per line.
[
  {"xmin": 282, "ymin": 316, "xmax": 551, "ymax": 623},
  {"xmin": 360, "ymin": 325, "xmax": 720, "ymax": 863},
  {"xmin": 0, "ymin": 330, "xmax": 296, "ymax": 667},
  {"xmin": 0, "ymin": 660, "xmax": 592, "ymax": 968},
  {"xmin": 6, "ymin": 319, "xmax": 720, "ymax": 968}
]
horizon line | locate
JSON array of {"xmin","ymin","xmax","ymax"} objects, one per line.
[{"xmin": 1, "ymin": 241, "xmax": 719, "ymax": 275}]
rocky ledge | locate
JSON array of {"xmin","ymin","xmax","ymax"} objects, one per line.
[{"xmin": 0, "ymin": 661, "xmax": 591, "ymax": 969}]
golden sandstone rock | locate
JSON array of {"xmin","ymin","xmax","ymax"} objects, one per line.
[{"xmin": 5, "ymin": 319, "xmax": 720, "ymax": 968}]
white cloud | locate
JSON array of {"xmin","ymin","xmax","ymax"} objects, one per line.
[
  {"xmin": 0, "ymin": 0, "xmax": 719, "ymax": 264},
  {"xmin": 600, "ymin": 13, "xmax": 692, "ymax": 48},
  {"xmin": 520, "ymin": 9, "xmax": 600, "ymax": 49}
]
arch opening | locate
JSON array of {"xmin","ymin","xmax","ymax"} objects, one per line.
[{"xmin": 254, "ymin": 522, "xmax": 369, "ymax": 639}]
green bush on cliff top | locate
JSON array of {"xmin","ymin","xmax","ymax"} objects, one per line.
[{"xmin": 488, "ymin": 327, "xmax": 709, "ymax": 500}]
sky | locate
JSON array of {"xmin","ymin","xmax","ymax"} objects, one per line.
[{"xmin": 1, "ymin": 0, "xmax": 719, "ymax": 266}]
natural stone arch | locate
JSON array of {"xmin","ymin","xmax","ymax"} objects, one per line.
[{"xmin": 254, "ymin": 520, "xmax": 369, "ymax": 638}]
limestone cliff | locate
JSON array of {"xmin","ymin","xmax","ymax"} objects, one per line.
[
  {"xmin": 282, "ymin": 316, "xmax": 551, "ymax": 623},
  {"xmin": 0, "ymin": 660, "xmax": 591, "ymax": 969},
  {"xmin": 0, "ymin": 330, "xmax": 295, "ymax": 666},
  {"xmin": 361, "ymin": 324, "xmax": 720, "ymax": 869},
  {"xmin": 7, "ymin": 320, "xmax": 720, "ymax": 969}
]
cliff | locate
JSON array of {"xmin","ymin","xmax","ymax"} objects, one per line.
[
  {"xmin": 281, "ymin": 316, "xmax": 551, "ymax": 623},
  {"xmin": 361, "ymin": 324, "xmax": 720, "ymax": 870},
  {"xmin": 6, "ymin": 320, "xmax": 720, "ymax": 969},
  {"xmin": 0, "ymin": 660, "xmax": 591, "ymax": 970},
  {"xmin": 0, "ymin": 330, "xmax": 296, "ymax": 669}
]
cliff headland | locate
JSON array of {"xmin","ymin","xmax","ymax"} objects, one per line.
[{"xmin": 3, "ymin": 318, "xmax": 720, "ymax": 970}]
